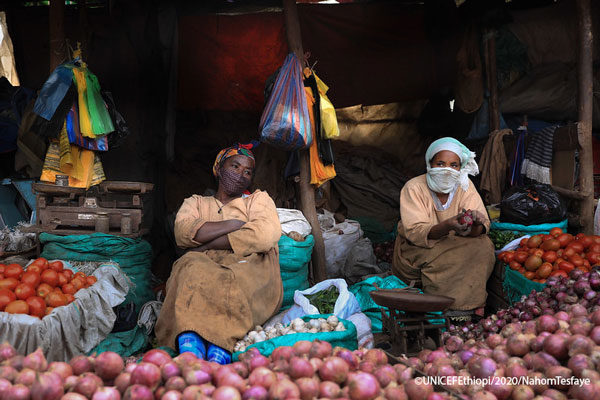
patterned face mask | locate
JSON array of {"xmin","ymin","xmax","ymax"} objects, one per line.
[{"xmin": 218, "ymin": 167, "xmax": 251, "ymax": 197}]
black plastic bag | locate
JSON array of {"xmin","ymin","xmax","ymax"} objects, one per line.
[{"xmin": 500, "ymin": 184, "xmax": 567, "ymax": 225}]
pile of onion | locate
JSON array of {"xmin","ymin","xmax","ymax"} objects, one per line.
[
  {"xmin": 436, "ymin": 268, "xmax": 600, "ymax": 399},
  {"xmin": 0, "ymin": 341, "xmax": 453, "ymax": 400}
]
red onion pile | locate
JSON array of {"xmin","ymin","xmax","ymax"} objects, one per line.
[
  {"xmin": 0, "ymin": 341, "xmax": 453, "ymax": 400},
  {"xmin": 436, "ymin": 268, "xmax": 600, "ymax": 399}
]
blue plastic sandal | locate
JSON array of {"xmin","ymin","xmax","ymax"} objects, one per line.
[
  {"xmin": 206, "ymin": 343, "xmax": 232, "ymax": 365},
  {"xmin": 177, "ymin": 331, "xmax": 206, "ymax": 360}
]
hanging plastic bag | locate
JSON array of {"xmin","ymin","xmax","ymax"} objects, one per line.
[
  {"xmin": 500, "ymin": 184, "xmax": 567, "ymax": 225},
  {"xmin": 259, "ymin": 53, "xmax": 312, "ymax": 150},
  {"xmin": 84, "ymin": 70, "xmax": 114, "ymax": 135},
  {"xmin": 66, "ymin": 102, "xmax": 108, "ymax": 151},
  {"xmin": 33, "ymin": 63, "xmax": 75, "ymax": 121},
  {"xmin": 314, "ymin": 73, "xmax": 339, "ymax": 139}
]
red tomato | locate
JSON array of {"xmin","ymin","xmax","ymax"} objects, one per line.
[
  {"xmin": 0, "ymin": 278, "xmax": 19, "ymax": 291},
  {"xmin": 563, "ymin": 247, "xmax": 576, "ymax": 259},
  {"xmin": 45, "ymin": 292, "xmax": 67, "ymax": 308},
  {"xmin": 4, "ymin": 264, "xmax": 23, "ymax": 280},
  {"xmin": 64, "ymin": 294, "xmax": 75, "ymax": 304},
  {"xmin": 530, "ymin": 249, "xmax": 544, "ymax": 257},
  {"xmin": 550, "ymin": 270, "xmax": 568, "ymax": 278},
  {"xmin": 86, "ymin": 276, "xmax": 97, "ymax": 286},
  {"xmin": 515, "ymin": 251, "xmax": 529, "ymax": 264},
  {"xmin": 576, "ymin": 266, "xmax": 589, "ymax": 273},
  {"xmin": 40, "ymin": 270, "xmax": 59, "ymax": 288},
  {"xmin": 31, "ymin": 258, "xmax": 49, "ymax": 269},
  {"xmin": 509, "ymin": 261, "xmax": 522, "ymax": 271},
  {"xmin": 542, "ymin": 234, "xmax": 554, "ymax": 241},
  {"xmin": 75, "ymin": 272, "xmax": 86, "ymax": 280},
  {"xmin": 26, "ymin": 296, "xmax": 46, "ymax": 318},
  {"xmin": 48, "ymin": 261, "xmax": 63, "ymax": 273},
  {"xmin": 550, "ymin": 227, "xmax": 564, "ymax": 237},
  {"xmin": 559, "ymin": 261, "xmax": 575, "ymax": 273},
  {"xmin": 4, "ymin": 300, "xmax": 29, "ymax": 314},
  {"xmin": 592, "ymin": 236, "xmax": 600, "ymax": 244},
  {"xmin": 520, "ymin": 238, "xmax": 529, "ymax": 247},
  {"xmin": 542, "ymin": 251, "xmax": 558, "ymax": 264},
  {"xmin": 541, "ymin": 239, "xmax": 561, "ymax": 252},
  {"xmin": 70, "ymin": 278, "xmax": 84, "ymax": 291},
  {"xmin": 589, "ymin": 243, "xmax": 600, "ymax": 254},
  {"xmin": 0, "ymin": 289, "xmax": 16, "ymax": 311},
  {"xmin": 528, "ymin": 235, "xmax": 543, "ymax": 248},
  {"xmin": 570, "ymin": 255, "xmax": 585, "ymax": 268},
  {"xmin": 504, "ymin": 251, "xmax": 515, "ymax": 263},
  {"xmin": 0, "ymin": 264, "xmax": 5, "ymax": 274},
  {"xmin": 537, "ymin": 263, "xmax": 553, "ymax": 278},
  {"xmin": 27, "ymin": 264, "xmax": 42, "ymax": 274},
  {"xmin": 57, "ymin": 274, "xmax": 68, "ymax": 287},
  {"xmin": 557, "ymin": 233, "xmax": 574, "ymax": 248},
  {"xmin": 45, "ymin": 307, "xmax": 54, "ymax": 316},
  {"xmin": 21, "ymin": 271, "xmax": 41, "ymax": 289},
  {"xmin": 524, "ymin": 271, "xmax": 536, "ymax": 280},
  {"xmin": 61, "ymin": 283, "xmax": 76, "ymax": 295},
  {"xmin": 568, "ymin": 242, "xmax": 585, "ymax": 254},
  {"xmin": 62, "ymin": 269, "xmax": 74, "ymax": 280},
  {"xmin": 14, "ymin": 283, "xmax": 35, "ymax": 301},
  {"xmin": 576, "ymin": 233, "xmax": 586, "ymax": 240},
  {"xmin": 36, "ymin": 283, "xmax": 53, "ymax": 298},
  {"xmin": 580, "ymin": 235, "xmax": 594, "ymax": 249},
  {"xmin": 498, "ymin": 251, "xmax": 507, "ymax": 262}
]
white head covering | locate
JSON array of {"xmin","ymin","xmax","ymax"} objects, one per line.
[{"xmin": 425, "ymin": 137, "xmax": 479, "ymax": 192}]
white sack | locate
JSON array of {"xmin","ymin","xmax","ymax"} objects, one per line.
[
  {"xmin": 318, "ymin": 210, "xmax": 363, "ymax": 278},
  {"xmin": 0, "ymin": 264, "xmax": 129, "ymax": 362},
  {"xmin": 277, "ymin": 208, "xmax": 312, "ymax": 238},
  {"xmin": 347, "ymin": 312, "xmax": 374, "ymax": 349}
]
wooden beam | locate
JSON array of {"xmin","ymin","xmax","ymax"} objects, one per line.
[
  {"xmin": 282, "ymin": 0, "xmax": 327, "ymax": 283},
  {"xmin": 484, "ymin": 28, "xmax": 500, "ymax": 132},
  {"xmin": 49, "ymin": 0, "xmax": 67, "ymax": 71},
  {"xmin": 551, "ymin": 185, "xmax": 590, "ymax": 201},
  {"xmin": 576, "ymin": 0, "xmax": 594, "ymax": 234}
]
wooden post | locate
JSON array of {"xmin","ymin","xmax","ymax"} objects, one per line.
[
  {"xmin": 576, "ymin": 0, "xmax": 594, "ymax": 234},
  {"xmin": 484, "ymin": 28, "xmax": 500, "ymax": 132},
  {"xmin": 49, "ymin": 0, "xmax": 67, "ymax": 71},
  {"xmin": 282, "ymin": 0, "xmax": 327, "ymax": 283}
]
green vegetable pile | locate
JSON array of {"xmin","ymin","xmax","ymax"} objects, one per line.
[
  {"xmin": 488, "ymin": 230, "xmax": 521, "ymax": 250},
  {"xmin": 305, "ymin": 286, "xmax": 339, "ymax": 314}
]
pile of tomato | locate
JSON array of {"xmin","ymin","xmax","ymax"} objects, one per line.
[
  {"xmin": 0, "ymin": 257, "xmax": 97, "ymax": 318},
  {"xmin": 497, "ymin": 228, "xmax": 600, "ymax": 284}
]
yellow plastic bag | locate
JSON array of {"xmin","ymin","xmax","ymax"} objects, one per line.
[
  {"xmin": 41, "ymin": 124, "xmax": 106, "ymax": 189},
  {"xmin": 314, "ymin": 73, "xmax": 339, "ymax": 139}
]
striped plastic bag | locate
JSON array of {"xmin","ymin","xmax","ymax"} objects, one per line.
[{"xmin": 259, "ymin": 53, "xmax": 312, "ymax": 150}]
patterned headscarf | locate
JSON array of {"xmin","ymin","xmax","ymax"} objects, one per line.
[{"xmin": 212, "ymin": 141, "xmax": 259, "ymax": 178}]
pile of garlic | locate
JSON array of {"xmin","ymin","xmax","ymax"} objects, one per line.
[{"xmin": 234, "ymin": 315, "xmax": 345, "ymax": 353}]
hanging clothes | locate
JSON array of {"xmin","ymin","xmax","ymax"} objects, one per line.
[{"xmin": 520, "ymin": 125, "xmax": 557, "ymax": 184}]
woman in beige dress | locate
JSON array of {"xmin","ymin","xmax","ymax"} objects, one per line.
[
  {"xmin": 155, "ymin": 142, "xmax": 283, "ymax": 363},
  {"xmin": 392, "ymin": 137, "xmax": 494, "ymax": 318}
]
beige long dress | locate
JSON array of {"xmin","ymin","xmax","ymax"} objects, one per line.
[
  {"xmin": 155, "ymin": 190, "xmax": 283, "ymax": 352},
  {"xmin": 392, "ymin": 175, "xmax": 495, "ymax": 310}
]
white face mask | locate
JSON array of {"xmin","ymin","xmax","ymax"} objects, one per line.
[{"xmin": 426, "ymin": 167, "xmax": 461, "ymax": 194}]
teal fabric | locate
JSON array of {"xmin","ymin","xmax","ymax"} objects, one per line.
[
  {"xmin": 503, "ymin": 265, "xmax": 547, "ymax": 305},
  {"xmin": 89, "ymin": 325, "xmax": 148, "ymax": 357},
  {"xmin": 349, "ymin": 275, "xmax": 445, "ymax": 333},
  {"xmin": 353, "ymin": 217, "xmax": 396, "ymax": 244},
  {"xmin": 490, "ymin": 219, "xmax": 568, "ymax": 236},
  {"xmin": 232, "ymin": 314, "xmax": 357, "ymax": 361},
  {"xmin": 40, "ymin": 232, "xmax": 154, "ymax": 315},
  {"xmin": 279, "ymin": 235, "xmax": 313, "ymax": 310}
]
